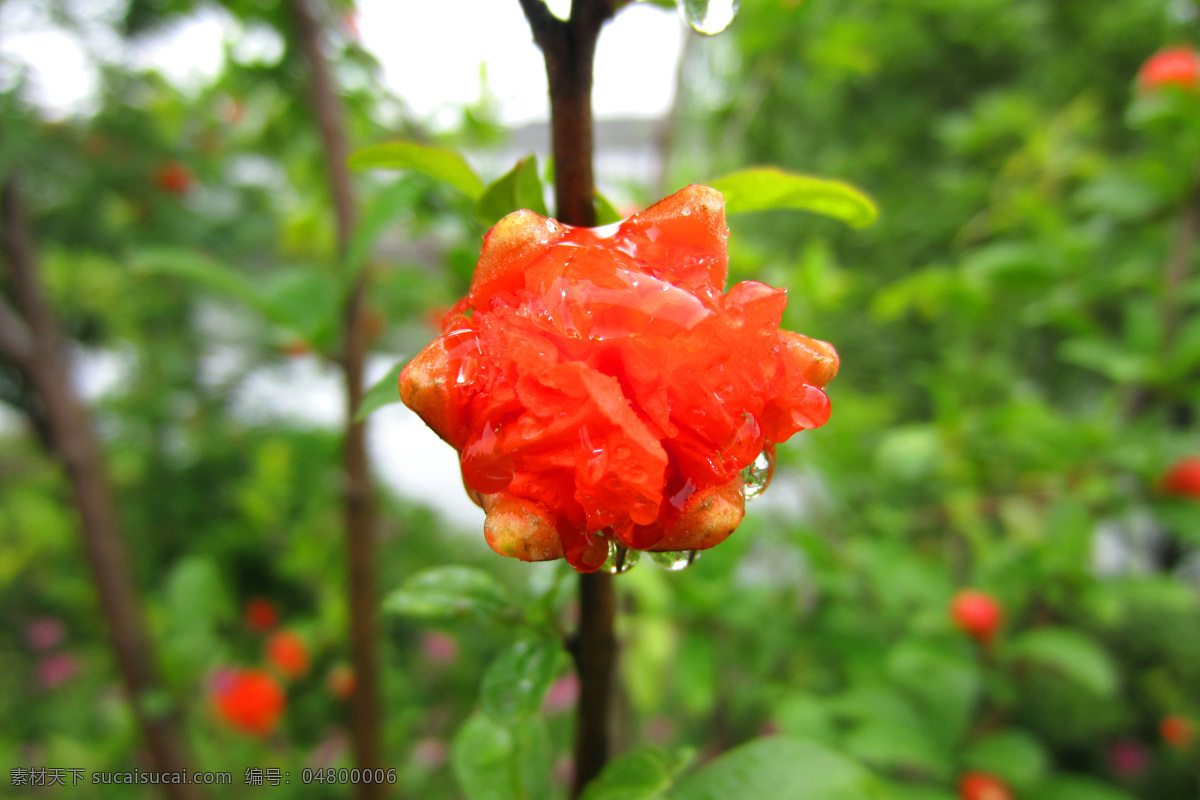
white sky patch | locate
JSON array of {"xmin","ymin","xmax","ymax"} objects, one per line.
[{"xmin": 358, "ymin": 0, "xmax": 682, "ymax": 126}]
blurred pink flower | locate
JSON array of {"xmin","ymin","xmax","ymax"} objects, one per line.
[
  {"xmin": 412, "ymin": 737, "xmax": 447, "ymax": 769},
  {"xmin": 645, "ymin": 715, "xmax": 675, "ymax": 743},
  {"xmin": 541, "ymin": 672, "xmax": 579, "ymax": 715},
  {"xmin": 1108, "ymin": 739, "xmax": 1149, "ymax": 777},
  {"xmin": 420, "ymin": 632, "xmax": 459, "ymax": 664},
  {"xmin": 25, "ymin": 617, "xmax": 65, "ymax": 652},
  {"xmin": 37, "ymin": 654, "xmax": 78, "ymax": 689}
]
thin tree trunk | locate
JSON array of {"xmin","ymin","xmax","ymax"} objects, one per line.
[
  {"xmin": 286, "ymin": 1, "xmax": 382, "ymax": 796},
  {"xmin": 516, "ymin": 1, "xmax": 616, "ymax": 794},
  {"xmin": 0, "ymin": 178, "xmax": 204, "ymax": 800}
]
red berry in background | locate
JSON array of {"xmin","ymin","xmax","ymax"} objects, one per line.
[
  {"xmin": 326, "ymin": 664, "xmax": 355, "ymax": 699},
  {"xmin": 212, "ymin": 668, "xmax": 285, "ymax": 736},
  {"xmin": 1161, "ymin": 715, "xmax": 1195, "ymax": 750},
  {"xmin": 154, "ymin": 161, "xmax": 193, "ymax": 195},
  {"xmin": 265, "ymin": 630, "xmax": 309, "ymax": 679},
  {"xmin": 951, "ymin": 590, "xmax": 1004, "ymax": 645},
  {"xmin": 1138, "ymin": 47, "xmax": 1200, "ymax": 91},
  {"xmin": 958, "ymin": 772, "xmax": 1014, "ymax": 800},
  {"xmin": 1160, "ymin": 457, "xmax": 1200, "ymax": 498},
  {"xmin": 243, "ymin": 598, "xmax": 279, "ymax": 633}
]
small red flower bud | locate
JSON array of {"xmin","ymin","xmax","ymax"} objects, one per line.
[
  {"xmin": 281, "ymin": 340, "xmax": 312, "ymax": 358},
  {"xmin": 1161, "ymin": 715, "xmax": 1195, "ymax": 749},
  {"xmin": 243, "ymin": 598, "xmax": 279, "ymax": 633},
  {"xmin": 326, "ymin": 664, "xmax": 355, "ymax": 699},
  {"xmin": 1138, "ymin": 47, "xmax": 1200, "ymax": 92},
  {"xmin": 212, "ymin": 668, "xmax": 285, "ymax": 735},
  {"xmin": 1160, "ymin": 457, "xmax": 1200, "ymax": 498},
  {"xmin": 951, "ymin": 590, "xmax": 1004, "ymax": 645},
  {"xmin": 265, "ymin": 630, "xmax": 309, "ymax": 679},
  {"xmin": 958, "ymin": 772, "xmax": 1014, "ymax": 800},
  {"xmin": 154, "ymin": 161, "xmax": 193, "ymax": 195},
  {"xmin": 398, "ymin": 185, "xmax": 837, "ymax": 572}
]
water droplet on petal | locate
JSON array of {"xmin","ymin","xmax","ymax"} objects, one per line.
[
  {"xmin": 649, "ymin": 550, "xmax": 703, "ymax": 571},
  {"xmin": 603, "ymin": 540, "xmax": 640, "ymax": 574},
  {"xmin": 679, "ymin": 0, "xmax": 739, "ymax": 35},
  {"xmin": 741, "ymin": 447, "xmax": 775, "ymax": 500}
]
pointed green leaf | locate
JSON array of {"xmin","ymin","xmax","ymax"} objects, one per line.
[
  {"xmin": 1028, "ymin": 775, "xmax": 1138, "ymax": 800},
  {"xmin": 384, "ymin": 567, "xmax": 517, "ymax": 623},
  {"xmin": 595, "ymin": 191, "xmax": 624, "ymax": 225},
  {"xmin": 710, "ymin": 167, "xmax": 878, "ymax": 227},
  {"xmin": 668, "ymin": 737, "xmax": 884, "ymax": 800},
  {"xmin": 260, "ymin": 269, "xmax": 342, "ymax": 348},
  {"xmin": 349, "ymin": 141, "xmax": 484, "ymax": 199},
  {"xmin": 355, "ymin": 362, "xmax": 406, "ymax": 422},
  {"xmin": 477, "ymin": 155, "xmax": 549, "ymax": 225},
  {"xmin": 452, "ymin": 712, "xmax": 552, "ymax": 800},
  {"xmin": 1007, "ymin": 628, "xmax": 1119, "ymax": 697},
  {"xmin": 344, "ymin": 178, "xmax": 423, "ymax": 281},
  {"xmin": 962, "ymin": 729, "xmax": 1049, "ymax": 791},
  {"xmin": 131, "ymin": 247, "xmax": 269, "ymax": 313},
  {"xmin": 582, "ymin": 747, "xmax": 694, "ymax": 800},
  {"xmin": 481, "ymin": 636, "xmax": 566, "ymax": 723}
]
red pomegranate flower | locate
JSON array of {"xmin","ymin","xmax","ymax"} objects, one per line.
[
  {"xmin": 400, "ymin": 185, "xmax": 837, "ymax": 572},
  {"xmin": 265, "ymin": 630, "xmax": 309, "ymax": 679},
  {"xmin": 1138, "ymin": 47, "xmax": 1200, "ymax": 92},
  {"xmin": 212, "ymin": 668, "xmax": 285, "ymax": 736}
]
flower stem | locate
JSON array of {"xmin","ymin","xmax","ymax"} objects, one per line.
[{"xmin": 516, "ymin": 0, "xmax": 617, "ymax": 793}]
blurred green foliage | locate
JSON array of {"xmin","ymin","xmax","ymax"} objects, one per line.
[{"xmin": 1, "ymin": 0, "xmax": 1199, "ymax": 799}]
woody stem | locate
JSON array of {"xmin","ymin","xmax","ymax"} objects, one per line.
[{"xmin": 516, "ymin": 0, "xmax": 617, "ymax": 794}]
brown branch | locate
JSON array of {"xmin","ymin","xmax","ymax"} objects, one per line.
[
  {"xmin": 1, "ymin": 178, "xmax": 204, "ymax": 800},
  {"xmin": 517, "ymin": 0, "xmax": 618, "ymax": 794},
  {"xmin": 286, "ymin": 1, "xmax": 382, "ymax": 796}
]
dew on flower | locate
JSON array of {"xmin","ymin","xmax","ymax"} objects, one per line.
[
  {"xmin": 603, "ymin": 541, "xmax": 640, "ymax": 574},
  {"xmin": 741, "ymin": 447, "xmax": 776, "ymax": 500},
  {"xmin": 648, "ymin": 550, "xmax": 703, "ymax": 571}
]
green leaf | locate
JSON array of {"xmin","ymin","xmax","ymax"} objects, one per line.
[
  {"xmin": 1028, "ymin": 775, "xmax": 1138, "ymax": 800},
  {"xmin": 260, "ymin": 269, "xmax": 342, "ymax": 347},
  {"xmin": 962, "ymin": 729, "xmax": 1049, "ymax": 790},
  {"xmin": 581, "ymin": 747, "xmax": 694, "ymax": 800},
  {"xmin": 709, "ymin": 167, "xmax": 878, "ymax": 227},
  {"xmin": 355, "ymin": 362, "xmax": 406, "ymax": 422},
  {"xmin": 481, "ymin": 636, "xmax": 566, "ymax": 723},
  {"xmin": 1007, "ymin": 628, "xmax": 1120, "ymax": 697},
  {"xmin": 384, "ymin": 567, "xmax": 516, "ymax": 623},
  {"xmin": 452, "ymin": 712, "xmax": 551, "ymax": 800},
  {"xmin": 886, "ymin": 643, "xmax": 981, "ymax": 747},
  {"xmin": 344, "ymin": 178, "xmax": 423, "ymax": 282},
  {"xmin": 164, "ymin": 556, "xmax": 230, "ymax": 637},
  {"xmin": 842, "ymin": 719, "xmax": 953, "ymax": 780},
  {"xmin": 476, "ymin": 155, "xmax": 549, "ymax": 225},
  {"xmin": 595, "ymin": 191, "xmax": 624, "ymax": 225},
  {"xmin": 349, "ymin": 141, "xmax": 484, "ymax": 199},
  {"xmin": 131, "ymin": 247, "xmax": 269, "ymax": 313},
  {"xmin": 668, "ymin": 737, "xmax": 884, "ymax": 800},
  {"xmin": 1058, "ymin": 337, "xmax": 1152, "ymax": 384}
]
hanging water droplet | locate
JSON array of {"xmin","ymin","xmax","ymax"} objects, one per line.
[
  {"xmin": 649, "ymin": 550, "xmax": 703, "ymax": 571},
  {"xmin": 678, "ymin": 0, "xmax": 739, "ymax": 35},
  {"xmin": 741, "ymin": 447, "xmax": 775, "ymax": 500},
  {"xmin": 603, "ymin": 541, "xmax": 640, "ymax": 574}
]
